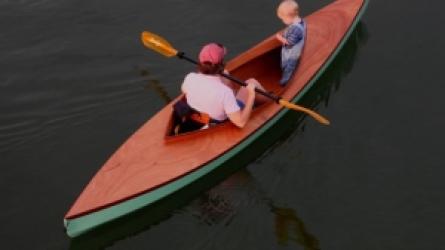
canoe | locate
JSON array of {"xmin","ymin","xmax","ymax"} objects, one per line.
[{"xmin": 64, "ymin": 0, "xmax": 368, "ymax": 237}]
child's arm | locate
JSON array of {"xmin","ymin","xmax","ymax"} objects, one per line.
[
  {"xmin": 285, "ymin": 25, "xmax": 304, "ymax": 46},
  {"xmin": 275, "ymin": 32, "xmax": 289, "ymax": 45}
]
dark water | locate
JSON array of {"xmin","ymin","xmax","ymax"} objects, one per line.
[{"xmin": 1, "ymin": 0, "xmax": 445, "ymax": 249}]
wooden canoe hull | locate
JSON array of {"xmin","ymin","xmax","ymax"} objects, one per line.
[{"xmin": 64, "ymin": 0, "xmax": 368, "ymax": 237}]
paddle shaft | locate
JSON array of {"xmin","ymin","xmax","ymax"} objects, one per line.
[{"xmin": 177, "ymin": 52, "xmax": 281, "ymax": 103}]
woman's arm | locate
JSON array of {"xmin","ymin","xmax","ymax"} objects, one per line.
[{"xmin": 227, "ymin": 80, "xmax": 256, "ymax": 128}]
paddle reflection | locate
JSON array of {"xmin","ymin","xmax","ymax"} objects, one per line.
[
  {"xmin": 137, "ymin": 66, "xmax": 173, "ymax": 104},
  {"xmin": 272, "ymin": 205, "xmax": 320, "ymax": 249},
  {"xmin": 212, "ymin": 169, "xmax": 321, "ymax": 249}
]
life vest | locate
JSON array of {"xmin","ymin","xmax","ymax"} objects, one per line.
[{"xmin": 172, "ymin": 97, "xmax": 211, "ymax": 134}]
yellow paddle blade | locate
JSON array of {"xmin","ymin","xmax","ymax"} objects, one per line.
[
  {"xmin": 141, "ymin": 31, "xmax": 178, "ymax": 57},
  {"xmin": 278, "ymin": 99, "xmax": 330, "ymax": 125}
]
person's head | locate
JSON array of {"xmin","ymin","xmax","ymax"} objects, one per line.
[
  {"xmin": 277, "ymin": 0, "xmax": 299, "ymax": 25},
  {"xmin": 198, "ymin": 43, "xmax": 226, "ymax": 75}
]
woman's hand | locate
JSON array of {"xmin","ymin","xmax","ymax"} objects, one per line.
[{"xmin": 245, "ymin": 78, "xmax": 258, "ymax": 96}]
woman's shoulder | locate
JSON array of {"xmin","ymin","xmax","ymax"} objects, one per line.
[
  {"xmin": 184, "ymin": 72, "xmax": 198, "ymax": 80},
  {"xmin": 183, "ymin": 72, "xmax": 201, "ymax": 86}
]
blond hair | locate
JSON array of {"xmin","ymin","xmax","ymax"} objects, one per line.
[{"xmin": 277, "ymin": 0, "xmax": 299, "ymax": 18}]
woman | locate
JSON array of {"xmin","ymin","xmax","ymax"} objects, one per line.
[{"xmin": 180, "ymin": 43, "xmax": 266, "ymax": 128}]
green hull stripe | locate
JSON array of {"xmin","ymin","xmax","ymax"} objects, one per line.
[{"xmin": 65, "ymin": 0, "xmax": 368, "ymax": 237}]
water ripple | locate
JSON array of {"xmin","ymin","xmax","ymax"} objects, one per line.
[{"xmin": 0, "ymin": 78, "xmax": 145, "ymax": 154}]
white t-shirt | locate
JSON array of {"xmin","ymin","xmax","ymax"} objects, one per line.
[{"xmin": 181, "ymin": 72, "xmax": 240, "ymax": 121}]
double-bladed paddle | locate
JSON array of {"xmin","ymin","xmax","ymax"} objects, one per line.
[{"xmin": 141, "ymin": 31, "xmax": 330, "ymax": 125}]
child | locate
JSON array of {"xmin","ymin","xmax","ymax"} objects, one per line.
[{"xmin": 276, "ymin": 0, "xmax": 306, "ymax": 86}]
